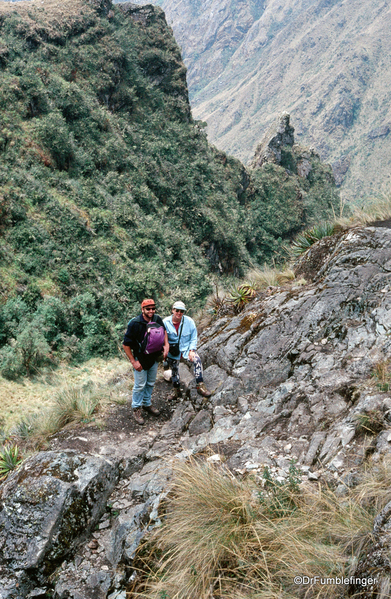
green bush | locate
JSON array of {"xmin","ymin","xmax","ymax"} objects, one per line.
[
  {"xmin": 34, "ymin": 111, "xmax": 76, "ymax": 170},
  {"xmin": 0, "ymin": 345, "xmax": 24, "ymax": 380},
  {"xmin": 0, "ymin": 319, "xmax": 52, "ymax": 379}
]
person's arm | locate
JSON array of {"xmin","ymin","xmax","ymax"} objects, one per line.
[
  {"xmin": 123, "ymin": 344, "xmax": 143, "ymax": 371},
  {"xmin": 163, "ymin": 330, "xmax": 169, "ymax": 360},
  {"xmin": 187, "ymin": 319, "xmax": 198, "ymax": 361}
]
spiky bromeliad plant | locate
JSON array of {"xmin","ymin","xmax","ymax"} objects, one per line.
[
  {"xmin": 228, "ymin": 282, "xmax": 256, "ymax": 311},
  {"xmin": 0, "ymin": 444, "xmax": 22, "ymax": 480},
  {"xmin": 291, "ymin": 222, "xmax": 336, "ymax": 257}
]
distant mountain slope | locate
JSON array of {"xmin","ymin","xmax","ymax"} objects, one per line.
[{"xmin": 124, "ymin": 0, "xmax": 391, "ymax": 203}]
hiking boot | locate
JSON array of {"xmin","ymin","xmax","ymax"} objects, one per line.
[
  {"xmin": 167, "ymin": 387, "xmax": 181, "ymax": 401},
  {"xmin": 143, "ymin": 405, "xmax": 160, "ymax": 416},
  {"xmin": 196, "ymin": 382, "xmax": 212, "ymax": 398},
  {"xmin": 133, "ymin": 408, "xmax": 145, "ymax": 425}
]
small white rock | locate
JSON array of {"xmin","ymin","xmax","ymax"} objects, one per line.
[{"xmin": 206, "ymin": 454, "xmax": 221, "ymax": 463}]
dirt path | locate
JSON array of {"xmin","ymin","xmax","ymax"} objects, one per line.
[{"xmin": 48, "ymin": 377, "xmax": 181, "ymax": 457}]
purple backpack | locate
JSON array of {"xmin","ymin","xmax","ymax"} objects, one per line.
[{"xmin": 141, "ymin": 320, "xmax": 165, "ymax": 354}]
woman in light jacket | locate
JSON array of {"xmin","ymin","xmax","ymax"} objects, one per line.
[{"xmin": 164, "ymin": 300, "xmax": 211, "ymax": 399}]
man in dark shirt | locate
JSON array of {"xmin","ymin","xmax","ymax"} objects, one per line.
[{"xmin": 123, "ymin": 299, "xmax": 169, "ymax": 425}]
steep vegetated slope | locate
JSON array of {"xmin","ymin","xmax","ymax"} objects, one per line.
[
  {"xmin": 126, "ymin": 0, "xmax": 391, "ymax": 202},
  {"xmin": 0, "ymin": 0, "xmax": 338, "ymax": 377}
]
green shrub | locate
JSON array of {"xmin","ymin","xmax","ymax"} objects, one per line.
[
  {"xmin": 34, "ymin": 111, "xmax": 75, "ymax": 169},
  {"xmin": 0, "ymin": 321, "xmax": 52, "ymax": 379},
  {"xmin": 0, "ymin": 345, "xmax": 24, "ymax": 380}
]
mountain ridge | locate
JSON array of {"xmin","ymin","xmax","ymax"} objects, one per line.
[{"xmin": 125, "ymin": 0, "xmax": 391, "ymax": 203}]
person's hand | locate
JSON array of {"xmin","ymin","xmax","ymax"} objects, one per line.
[
  {"xmin": 188, "ymin": 350, "xmax": 196, "ymax": 362},
  {"xmin": 163, "ymin": 345, "xmax": 169, "ymax": 360},
  {"xmin": 132, "ymin": 360, "xmax": 143, "ymax": 372}
]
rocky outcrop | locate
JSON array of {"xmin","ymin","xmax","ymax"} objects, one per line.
[
  {"xmin": 189, "ymin": 226, "xmax": 391, "ymax": 467},
  {"xmin": 249, "ymin": 112, "xmax": 333, "ymax": 188},
  {"xmin": 0, "ymin": 451, "xmax": 119, "ymax": 597},
  {"xmin": 2, "ymin": 224, "xmax": 391, "ymax": 597},
  {"xmin": 250, "ymin": 112, "xmax": 295, "ymax": 168},
  {"xmin": 0, "ymin": 447, "xmax": 170, "ymax": 598}
]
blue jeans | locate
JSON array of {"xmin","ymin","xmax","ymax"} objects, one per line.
[{"xmin": 132, "ymin": 361, "xmax": 159, "ymax": 408}]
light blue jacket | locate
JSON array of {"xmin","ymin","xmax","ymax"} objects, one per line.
[{"xmin": 163, "ymin": 314, "xmax": 197, "ymax": 360}]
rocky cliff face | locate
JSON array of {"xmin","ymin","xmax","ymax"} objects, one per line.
[
  {"xmin": 2, "ymin": 223, "xmax": 391, "ymax": 598},
  {"xmin": 121, "ymin": 0, "xmax": 391, "ymax": 203}
]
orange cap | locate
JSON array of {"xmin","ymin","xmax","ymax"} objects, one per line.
[{"xmin": 141, "ymin": 299, "xmax": 156, "ymax": 308}]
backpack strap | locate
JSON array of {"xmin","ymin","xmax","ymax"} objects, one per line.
[{"xmin": 178, "ymin": 319, "xmax": 184, "ymax": 341}]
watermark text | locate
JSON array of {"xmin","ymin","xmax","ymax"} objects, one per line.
[{"xmin": 294, "ymin": 576, "xmax": 378, "ymax": 587}]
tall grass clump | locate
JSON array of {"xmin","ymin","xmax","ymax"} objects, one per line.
[
  {"xmin": 10, "ymin": 382, "xmax": 108, "ymax": 448},
  {"xmin": 336, "ymin": 194, "xmax": 391, "ymax": 228},
  {"xmin": 134, "ymin": 461, "xmax": 375, "ymax": 599},
  {"xmin": 50, "ymin": 383, "xmax": 104, "ymax": 428},
  {"xmin": 247, "ymin": 265, "xmax": 295, "ymax": 289}
]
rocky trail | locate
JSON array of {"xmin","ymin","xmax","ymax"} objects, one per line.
[
  {"xmin": 48, "ymin": 379, "xmax": 181, "ymax": 457},
  {"xmin": 2, "ymin": 224, "xmax": 391, "ymax": 598}
]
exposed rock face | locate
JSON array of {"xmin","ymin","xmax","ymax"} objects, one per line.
[
  {"xmin": 250, "ymin": 112, "xmax": 295, "ymax": 168},
  {"xmin": 2, "ymin": 225, "xmax": 391, "ymax": 597},
  {"xmin": 193, "ymin": 227, "xmax": 391, "ymax": 455}
]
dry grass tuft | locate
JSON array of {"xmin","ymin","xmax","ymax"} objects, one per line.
[
  {"xmin": 247, "ymin": 266, "xmax": 295, "ymax": 290},
  {"xmin": 10, "ymin": 382, "xmax": 109, "ymax": 446},
  {"xmin": 0, "ymin": 357, "xmax": 129, "ymax": 431},
  {"xmin": 335, "ymin": 195, "xmax": 391, "ymax": 229},
  {"xmin": 133, "ymin": 460, "xmax": 378, "ymax": 599},
  {"xmin": 2, "ymin": 357, "xmax": 131, "ymax": 446}
]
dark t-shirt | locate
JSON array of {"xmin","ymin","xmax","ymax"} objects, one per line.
[{"xmin": 123, "ymin": 313, "xmax": 164, "ymax": 370}]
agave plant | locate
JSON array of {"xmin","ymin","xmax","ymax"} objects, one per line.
[
  {"xmin": 228, "ymin": 282, "xmax": 256, "ymax": 311},
  {"xmin": 206, "ymin": 286, "xmax": 227, "ymax": 315},
  {"xmin": 291, "ymin": 222, "xmax": 336, "ymax": 257},
  {"xmin": 0, "ymin": 444, "xmax": 22, "ymax": 480}
]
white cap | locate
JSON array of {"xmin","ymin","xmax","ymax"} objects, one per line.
[{"xmin": 172, "ymin": 300, "xmax": 186, "ymax": 311}]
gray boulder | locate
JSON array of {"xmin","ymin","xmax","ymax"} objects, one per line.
[{"xmin": 0, "ymin": 451, "xmax": 119, "ymax": 596}]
